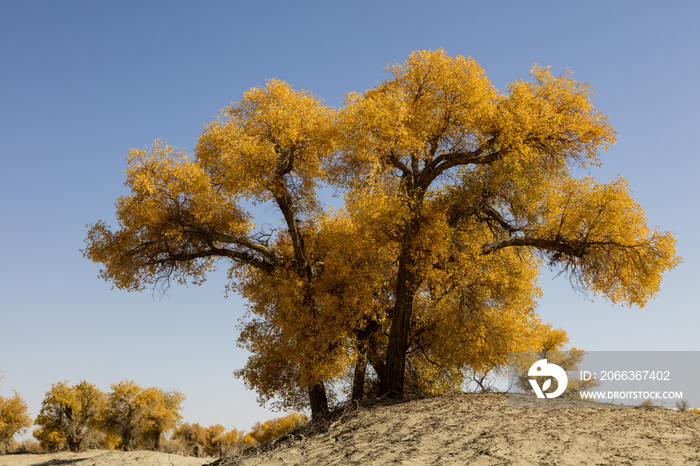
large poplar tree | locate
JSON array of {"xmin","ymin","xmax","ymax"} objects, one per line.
[{"xmin": 84, "ymin": 50, "xmax": 679, "ymax": 410}]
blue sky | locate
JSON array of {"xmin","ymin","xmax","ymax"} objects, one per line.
[{"xmin": 1, "ymin": 1, "xmax": 699, "ymax": 433}]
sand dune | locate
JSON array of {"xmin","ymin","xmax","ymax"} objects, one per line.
[
  {"xmin": 0, "ymin": 449, "xmax": 213, "ymax": 466},
  {"xmin": 3, "ymin": 393, "xmax": 700, "ymax": 465},
  {"xmin": 227, "ymin": 393, "xmax": 700, "ymax": 465}
]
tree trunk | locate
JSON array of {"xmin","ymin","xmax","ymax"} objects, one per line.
[
  {"xmin": 351, "ymin": 319, "xmax": 380, "ymax": 401},
  {"xmin": 67, "ymin": 439, "xmax": 79, "ymax": 453},
  {"xmin": 122, "ymin": 423, "xmax": 135, "ymax": 451},
  {"xmin": 380, "ymin": 226, "xmax": 420, "ymax": 398},
  {"xmin": 381, "ymin": 281, "xmax": 416, "ymax": 397},
  {"xmin": 308, "ymin": 382, "xmax": 328, "ymax": 418},
  {"xmin": 351, "ymin": 342, "xmax": 369, "ymax": 402},
  {"xmin": 367, "ymin": 333, "xmax": 386, "ymax": 386}
]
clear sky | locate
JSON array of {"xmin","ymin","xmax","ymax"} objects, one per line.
[{"xmin": 1, "ymin": 1, "xmax": 699, "ymax": 434}]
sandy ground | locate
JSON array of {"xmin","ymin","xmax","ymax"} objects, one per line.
[
  {"xmin": 228, "ymin": 392, "xmax": 700, "ymax": 465},
  {"xmin": 3, "ymin": 393, "xmax": 700, "ymax": 465},
  {"xmin": 0, "ymin": 450, "xmax": 214, "ymax": 466}
]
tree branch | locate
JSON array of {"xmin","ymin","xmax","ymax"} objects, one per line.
[
  {"xmin": 148, "ymin": 246, "xmax": 275, "ymax": 273},
  {"xmin": 417, "ymin": 136, "xmax": 500, "ymax": 191},
  {"xmin": 178, "ymin": 222, "xmax": 281, "ymax": 266},
  {"xmin": 481, "ymin": 235, "xmax": 644, "ymax": 258},
  {"xmin": 387, "ymin": 150, "xmax": 412, "ymax": 176}
]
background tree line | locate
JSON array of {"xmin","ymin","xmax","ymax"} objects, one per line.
[{"xmin": 0, "ymin": 379, "xmax": 305, "ymax": 456}]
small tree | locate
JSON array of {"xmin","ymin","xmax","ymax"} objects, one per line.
[
  {"xmin": 203, "ymin": 424, "xmax": 225, "ymax": 456},
  {"xmin": 0, "ymin": 391, "xmax": 32, "ymax": 454},
  {"xmin": 172, "ymin": 422, "xmax": 207, "ymax": 457},
  {"xmin": 34, "ymin": 381, "xmax": 106, "ymax": 452},
  {"xmin": 510, "ymin": 325, "xmax": 598, "ymax": 397},
  {"xmin": 100, "ymin": 381, "xmax": 145, "ymax": 451},
  {"xmin": 247, "ymin": 412, "xmax": 308, "ymax": 445},
  {"xmin": 100, "ymin": 381, "xmax": 184, "ymax": 451},
  {"xmin": 676, "ymin": 399, "xmax": 690, "ymax": 412},
  {"xmin": 217, "ymin": 428, "xmax": 250, "ymax": 456},
  {"xmin": 140, "ymin": 387, "xmax": 184, "ymax": 450}
]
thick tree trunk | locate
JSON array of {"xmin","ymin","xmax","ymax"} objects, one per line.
[
  {"xmin": 380, "ymin": 220, "xmax": 421, "ymax": 398},
  {"xmin": 67, "ymin": 439, "xmax": 79, "ymax": 453},
  {"xmin": 122, "ymin": 419, "xmax": 137, "ymax": 451},
  {"xmin": 308, "ymin": 382, "xmax": 329, "ymax": 418},
  {"xmin": 381, "ymin": 275, "xmax": 416, "ymax": 397}
]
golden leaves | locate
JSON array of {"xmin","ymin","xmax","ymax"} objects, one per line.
[
  {"xmin": 0, "ymin": 391, "xmax": 32, "ymax": 444},
  {"xmin": 500, "ymin": 65, "xmax": 615, "ymax": 166},
  {"xmin": 84, "ymin": 49, "xmax": 680, "ymax": 408},
  {"xmin": 197, "ymin": 79, "xmax": 336, "ymax": 207},
  {"xmin": 247, "ymin": 412, "xmax": 308, "ymax": 445},
  {"xmin": 83, "ymin": 140, "xmax": 252, "ymax": 291},
  {"xmin": 338, "ymin": 49, "xmax": 498, "ymax": 189},
  {"xmin": 522, "ymin": 176, "xmax": 681, "ymax": 306},
  {"xmin": 34, "ymin": 381, "xmax": 106, "ymax": 451}
]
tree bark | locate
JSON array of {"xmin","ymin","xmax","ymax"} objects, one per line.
[
  {"xmin": 351, "ymin": 344, "xmax": 369, "ymax": 402},
  {"xmin": 273, "ymin": 167, "xmax": 330, "ymax": 418},
  {"xmin": 67, "ymin": 439, "xmax": 79, "ymax": 453},
  {"xmin": 380, "ymin": 226, "xmax": 420, "ymax": 398},
  {"xmin": 122, "ymin": 430, "xmax": 133, "ymax": 451},
  {"xmin": 351, "ymin": 319, "xmax": 380, "ymax": 401},
  {"xmin": 381, "ymin": 279, "xmax": 416, "ymax": 397},
  {"xmin": 308, "ymin": 382, "xmax": 329, "ymax": 419},
  {"xmin": 367, "ymin": 333, "xmax": 386, "ymax": 386}
]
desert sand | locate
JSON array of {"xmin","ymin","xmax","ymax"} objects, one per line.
[
  {"xmin": 227, "ymin": 393, "xmax": 700, "ymax": 465},
  {"xmin": 0, "ymin": 450, "xmax": 214, "ymax": 466},
  {"xmin": 3, "ymin": 393, "xmax": 700, "ymax": 465}
]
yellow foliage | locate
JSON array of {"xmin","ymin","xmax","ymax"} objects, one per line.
[
  {"xmin": 100, "ymin": 381, "xmax": 184, "ymax": 451},
  {"xmin": 0, "ymin": 391, "xmax": 32, "ymax": 451},
  {"xmin": 84, "ymin": 141, "xmax": 252, "ymax": 291},
  {"xmin": 172, "ymin": 422, "xmax": 207, "ymax": 456},
  {"xmin": 404, "ymin": 241, "xmax": 545, "ymax": 394},
  {"xmin": 84, "ymin": 49, "xmax": 680, "ymax": 406},
  {"xmin": 197, "ymin": 79, "xmax": 336, "ymax": 206},
  {"xmin": 139, "ymin": 387, "xmax": 185, "ymax": 450},
  {"xmin": 34, "ymin": 380, "xmax": 106, "ymax": 452},
  {"xmin": 234, "ymin": 207, "xmax": 396, "ymax": 409},
  {"xmin": 508, "ymin": 324, "xmax": 599, "ymax": 397},
  {"xmin": 247, "ymin": 412, "xmax": 308, "ymax": 445},
  {"xmin": 32, "ymin": 426, "xmax": 65, "ymax": 452}
]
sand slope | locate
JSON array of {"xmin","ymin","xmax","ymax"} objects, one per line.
[
  {"xmin": 0, "ymin": 450, "xmax": 213, "ymax": 466},
  {"xmin": 228, "ymin": 393, "xmax": 700, "ymax": 465},
  {"xmin": 3, "ymin": 393, "xmax": 700, "ymax": 465}
]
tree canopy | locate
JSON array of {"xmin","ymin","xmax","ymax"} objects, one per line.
[
  {"xmin": 99, "ymin": 381, "xmax": 184, "ymax": 451},
  {"xmin": 84, "ymin": 49, "xmax": 680, "ymax": 415},
  {"xmin": 34, "ymin": 380, "xmax": 105, "ymax": 452},
  {"xmin": 0, "ymin": 390, "xmax": 32, "ymax": 453}
]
